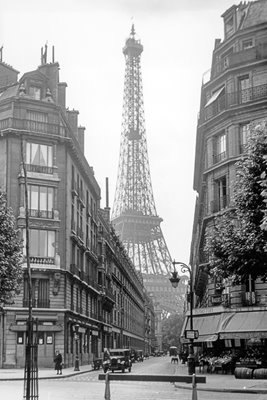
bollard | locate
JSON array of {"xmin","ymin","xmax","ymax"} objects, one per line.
[
  {"xmin": 192, "ymin": 373, "xmax": 197, "ymax": 400},
  {"xmin": 104, "ymin": 372, "xmax": 111, "ymax": 400}
]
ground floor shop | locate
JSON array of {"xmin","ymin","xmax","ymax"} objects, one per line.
[
  {"xmin": 0, "ymin": 309, "xmax": 146, "ymax": 369},
  {"xmin": 180, "ymin": 307, "xmax": 267, "ymax": 374}
]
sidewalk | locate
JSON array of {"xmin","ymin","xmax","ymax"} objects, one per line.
[
  {"xmin": 0, "ymin": 364, "xmax": 93, "ymax": 381},
  {"xmin": 0, "ymin": 362, "xmax": 267, "ymax": 394},
  {"xmin": 173, "ymin": 363, "xmax": 267, "ymax": 394}
]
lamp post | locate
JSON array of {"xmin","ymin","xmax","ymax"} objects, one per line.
[{"xmin": 169, "ymin": 260, "xmax": 195, "ymax": 375}]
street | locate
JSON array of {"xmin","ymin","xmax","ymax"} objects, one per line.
[{"xmin": 0, "ymin": 356, "xmax": 267, "ymax": 400}]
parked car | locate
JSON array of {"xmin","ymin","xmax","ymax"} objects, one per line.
[
  {"xmin": 92, "ymin": 358, "xmax": 102, "ymax": 370},
  {"xmin": 102, "ymin": 348, "xmax": 132, "ymax": 373},
  {"xmin": 135, "ymin": 350, "xmax": 144, "ymax": 362}
]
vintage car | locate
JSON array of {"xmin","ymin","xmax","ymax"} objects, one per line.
[
  {"xmin": 92, "ymin": 357, "xmax": 102, "ymax": 370},
  {"xmin": 102, "ymin": 348, "xmax": 132, "ymax": 373},
  {"xmin": 135, "ymin": 350, "xmax": 144, "ymax": 362}
]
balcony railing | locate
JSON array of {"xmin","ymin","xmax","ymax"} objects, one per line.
[
  {"xmin": 201, "ymin": 83, "xmax": 267, "ymax": 122},
  {"xmin": 26, "ymin": 163, "xmax": 54, "ymax": 174},
  {"xmin": 0, "ymin": 117, "xmax": 66, "ymax": 137},
  {"xmin": 28, "ymin": 256, "xmax": 55, "ymax": 265},
  {"xmin": 23, "ymin": 299, "xmax": 50, "ymax": 308},
  {"xmin": 213, "ymin": 151, "xmax": 226, "ymax": 164},
  {"xmin": 29, "ymin": 209, "xmax": 54, "ymax": 219},
  {"xmin": 211, "ymin": 45, "xmax": 267, "ymax": 79}
]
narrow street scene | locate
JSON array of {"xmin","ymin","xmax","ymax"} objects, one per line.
[{"xmin": 1, "ymin": 2, "xmax": 267, "ymax": 400}]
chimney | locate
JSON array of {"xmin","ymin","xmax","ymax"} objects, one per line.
[
  {"xmin": 104, "ymin": 177, "xmax": 111, "ymax": 222},
  {"xmin": 67, "ymin": 109, "xmax": 79, "ymax": 137},
  {"xmin": 38, "ymin": 62, "xmax": 60, "ymax": 101},
  {"xmin": 78, "ymin": 126, "xmax": 85, "ymax": 153},
  {"xmin": 57, "ymin": 82, "xmax": 67, "ymax": 108}
]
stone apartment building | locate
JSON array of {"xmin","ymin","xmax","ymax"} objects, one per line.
[
  {"xmin": 0, "ymin": 48, "xmax": 153, "ymax": 368},
  {"xmin": 185, "ymin": 1, "xmax": 267, "ymax": 351}
]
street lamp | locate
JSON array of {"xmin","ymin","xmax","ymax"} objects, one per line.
[{"xmin": 169, "ymin": 260, "xmax": 195, "ymax": 375}]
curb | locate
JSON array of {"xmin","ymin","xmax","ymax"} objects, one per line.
[
  {"xmin": 174, "ymin": 383, "xmax": 267, "ymax": 394},
  {"xmin": 0, "ymin": 368, "xmax": 94, "ymax": 382}
]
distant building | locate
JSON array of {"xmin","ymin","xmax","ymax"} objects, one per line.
[
  {"xmin": 0, "ymin": 47, "xmax": 154, "ymax": 368},
  {"xmin": 186, "ymin": 1, "xmax": 267, "ymax": 352}
]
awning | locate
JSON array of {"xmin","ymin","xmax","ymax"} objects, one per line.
[
  {"xmin": 181, "ymin": 313, "xmax": 222, "ymax": 343},
  {"xmin": 219, "ymin": 311, "xmax": 267, "ymax": 340},
  {"xmin": 205, "ymin": 87, "xmax": 225, "ymax": 107}
]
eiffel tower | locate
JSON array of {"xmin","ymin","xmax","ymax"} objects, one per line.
[{"xmin": 112, "ymin": 26, "xmax": 184, "ymax": 316}]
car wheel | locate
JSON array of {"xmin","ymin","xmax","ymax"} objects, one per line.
[
  {"xmin": 121, "ymin": 367, "xmax": 125, "ymax": 373},
  {"xmin": 128, "ymin": 366, "xmax": 131, "ymax": 372}
]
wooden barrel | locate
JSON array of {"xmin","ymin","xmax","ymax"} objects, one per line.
[
  {"xmin": 253, "ymin": 369, "xmax": 267, "ymax": 379},
  {"xmin": 234, "ymin": 367, "xmax": 253, "ymax": 379}
]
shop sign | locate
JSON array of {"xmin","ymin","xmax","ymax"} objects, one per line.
[{"xmin": 185, "ymin": 329, "xmax": 199, "ymax": 340}]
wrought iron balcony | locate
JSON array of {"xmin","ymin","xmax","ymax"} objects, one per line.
[
  {"xmin": 0, "ymin": 117, "xmax": 66, "ymax": 137},
  {"xmin": 211, "ymin": 45, "xmax": 267, "ymax": 79},
  {"xmin": 23, "ymin": 299, "xmax": 50, "ymax": 308},
  {"xmin": 25, "ymin": 163, "xmax": 54, "ymax": 174},
  {"xmin": 201, "ymin": 83, "xmax": 267, "ymax": 122},
  {"xmin": 213, "ymin": 151, "xmax": 226, "ymax": 164}
]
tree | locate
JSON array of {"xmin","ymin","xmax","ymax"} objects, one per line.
[
  {"xmin": 161, "ymin": 313, "xmax": 185, "ymax": 350},
  {"xmin": 204, "ymin": 120, "xmax": 267, "ymax": 283},
  {"xmin": 0, "ymin": 191, "xmax": 23, "ymax": 304}
]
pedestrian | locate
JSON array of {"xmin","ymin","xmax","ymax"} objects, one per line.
[{"xmin": 54, "ymin": 350, "xmax": 63, "ymax": 375}]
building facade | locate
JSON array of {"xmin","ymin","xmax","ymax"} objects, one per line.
[
  {"xmin": 187, "ymin": 1, "xmax": 267, "ymax": 352},
  {"xmin": 0, "ymin": 48, "xmax": 153, "ymax": 368}
]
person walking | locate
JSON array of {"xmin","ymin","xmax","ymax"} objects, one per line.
[{"xmin": 54, "ymin": 350, "xmax": 63, "ymax": 375}]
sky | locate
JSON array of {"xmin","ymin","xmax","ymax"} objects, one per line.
[{"xmin": 1, "ymin": 0, "xmax": 240, "ymax": 273}]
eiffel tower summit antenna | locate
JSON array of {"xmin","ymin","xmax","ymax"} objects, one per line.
[{"xmin": 111, "ymin": 27, "xmax": 183, "ymax": 317}]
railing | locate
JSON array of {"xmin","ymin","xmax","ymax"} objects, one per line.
[
  {"xmin": 26, "ymin": 163, "xmax": 54, "ymax": 174},
  {"xmin": 105, "ymin": 288, "xmax": 115, "ymax": 302},
  {"xmin": 211, "ymin": 45, "xmax": 267, "ymax": 79},
  {"xmin": 29, "ymin": 209, "xmax": 54, "ymax": 219},
  {"xmin": 28, "ymin": 256, "xmax": 55, "ymax": 265},
  {"xmin": 0, "ymin": 117, "xmax": 66, "ymax": 137},
  {"xmin": 202, "ymin": 83, "xmax": 267, "ymax": 122},
  {"xmin": 213, "ymin": 151, "xmax": 226, "ymax": 164},
  {"xmin": 23, "ymin": 299, "xmax": 50, "ymax": 308}
]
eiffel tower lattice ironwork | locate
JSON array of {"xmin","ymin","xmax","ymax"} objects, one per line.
[{"xmin": 112, "ymin": 26, "xmax": 174, "ymax": 289}]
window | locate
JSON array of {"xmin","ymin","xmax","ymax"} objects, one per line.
[
  {"xmin": 242, "ymin": 38, "xmax": 254, "ymax": 50},
  {"xmin": 213, "ymin": 176, "xmax": 228, "ymax": 212},
  {"xmin": 27, "ymin": 185, "xmax": 54, "ymax": 218},
  {"xmin": 239, "ymin": 123, "xmax": 250, "ymax": 153},
  {"xmin": 24, "ymin": 278, "xmax": 50, "ymax": 308},
  {"xmin": 213, "ymin": 133, "xmax": 226, "ymax": 163},
  {"xmin": 26, "ymin": 142, "xmax": 53, "ymax": 172},
  {"xmin": 23, "ymin": 229, "xmax": 55, "ymax": 258},
  {"xmin": 239, "ymin": 75, "xmax": 251, "ymax": 103},
  {"xmin": 29, "ymin": 86, "xmax": 41, "ymax": 100},
  {"xmin": 221, "ymin": 48, "xmax": 233, "ymax": 69}
]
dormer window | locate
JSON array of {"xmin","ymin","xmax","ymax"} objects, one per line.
[
  {"xmin": 225, "ymin": 15, "xmax": 234, "ymax": 38},
  {"xmin": 29, "ymin": 86, "xmax": 41, "ymax": 100}
]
